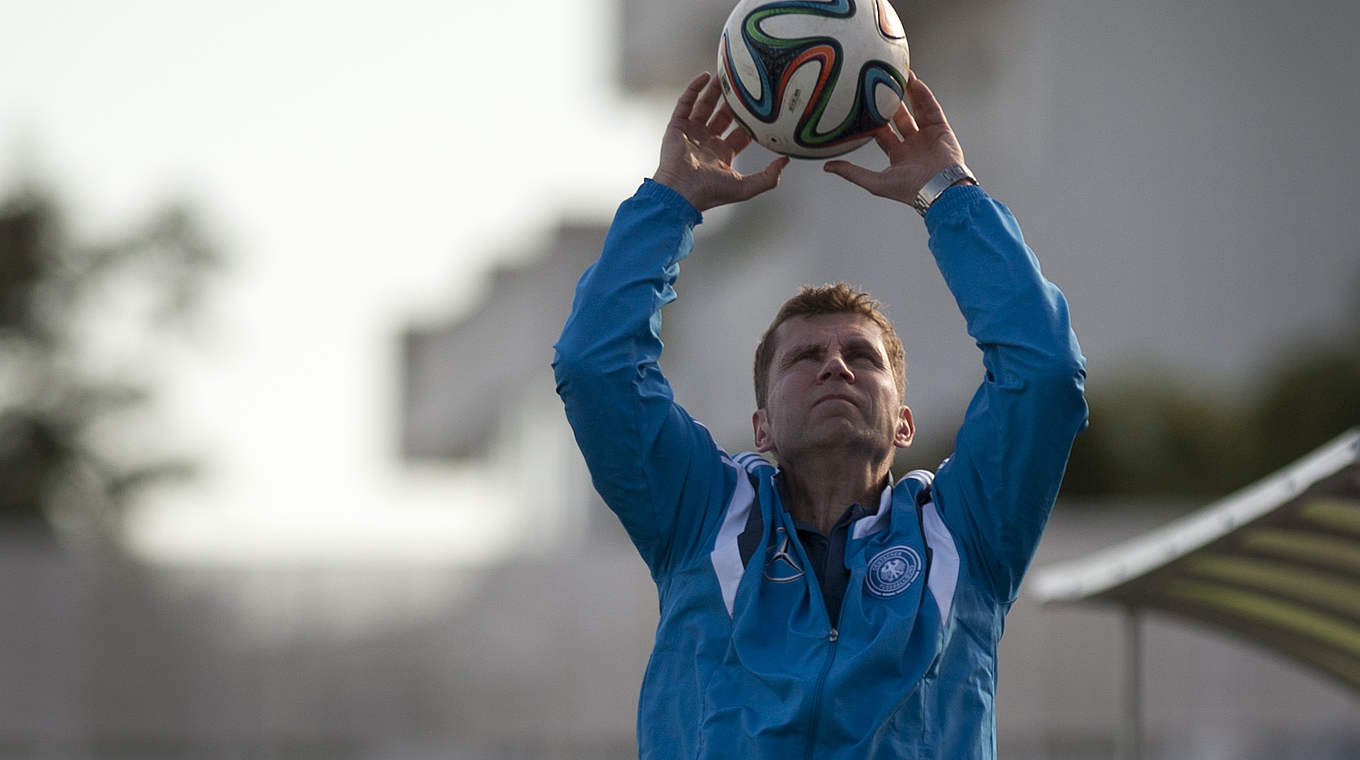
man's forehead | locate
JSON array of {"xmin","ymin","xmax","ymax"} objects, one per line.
[{"xmin": 774, "ymin": 312, "xmax": 887, "ymax": 348}]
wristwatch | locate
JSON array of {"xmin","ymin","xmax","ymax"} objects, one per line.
[{"xmin": 912, "ymin": 163, "xmax": 976, "ymax": 217}]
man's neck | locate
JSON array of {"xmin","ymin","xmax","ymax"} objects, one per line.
[{"xmin": 778, "ymin": 452, "xmax": 892, "ymax": 536}]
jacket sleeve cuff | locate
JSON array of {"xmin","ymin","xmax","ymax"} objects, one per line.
[
  {"xmin": 638, "ymin": 178, "xmax": 704, "ymax": 227},
  {"xmin": 923, "ymin": 183, "xmax": 989, "ymax": 229}
]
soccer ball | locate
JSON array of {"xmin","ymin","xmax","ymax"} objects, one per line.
[{"xmin": 716, "ymin": 0, "xmax": 911, "ymax": 158}]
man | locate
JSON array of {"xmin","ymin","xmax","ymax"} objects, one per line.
[{"xmin": 553, "ymin": 71, "xmax": 1088, "ymax": 759}]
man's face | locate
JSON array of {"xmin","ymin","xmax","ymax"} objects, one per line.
[{"xmin": 753, "ymin": 312, "xmax": 914, "ymax": 464}]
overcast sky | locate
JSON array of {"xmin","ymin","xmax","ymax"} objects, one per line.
[{"xmin": 0, "ymin": 0, "xmax": 668, "ymax": 563}]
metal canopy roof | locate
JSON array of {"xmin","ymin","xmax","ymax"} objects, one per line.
[{"xmin": 1032, "ymin": 428, "xmax": 1360, "ymax": 691}]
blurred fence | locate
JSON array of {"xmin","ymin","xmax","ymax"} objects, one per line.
[
  {"xmin": 2, "ymin": 504, "xmax": 1358, "ymax": 759},
  {"xmin": 0, "ymin": 535, "xmax": 652, "ymax": 760}
]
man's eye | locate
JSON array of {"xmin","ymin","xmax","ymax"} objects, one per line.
[{"xmin": 848, "ymin": 351, "xmax": 878, "ymax": 365}]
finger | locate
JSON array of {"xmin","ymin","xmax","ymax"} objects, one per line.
[
  {"xmin": 672, "ymin": 72, "xmax": 712, "ymax": 122},
  {"xmin": 764, "ymin": 154, "xmax": 792, "ymax": 177},
  {"xmin": 904, "ymin": 71, "xmax": 948, "ymax": 130},
  {"xmin": 736, "ymin": 156, "xmax": 791, "ymax": 201},
  {"xmin": 723, "ymin": 124, "xmax": 754, "ymax": 156},
  {"xmin": 872, "ymin": 123, "xmax": 900, "ymax": 154},
  {"xmin": 891, "ymin": 98, "xmax": 918, "ymax": 135},
  {"xmin": 823, "ymin": 160, "xmax": 885, "ymax": 195},
  {"xmin": 708, "ymin": 101, "xmax": 735, "ymax": 137},
  {"xmin": 691, "ymin": 73, "xmax": 725, "ymax": 123}
]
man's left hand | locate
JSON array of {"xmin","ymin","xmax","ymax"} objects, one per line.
[{"xmin": 823, "ymin": 72, "xmax": 971, "ymax": 204}]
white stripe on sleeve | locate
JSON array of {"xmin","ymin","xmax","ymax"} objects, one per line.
[
  {"xmin": 710, "ymin": 457, "xmax": 756, "ymax": 617},
  {"xmin": 921, "ymin": 500, "xmax": 960, "ymax": 621}
]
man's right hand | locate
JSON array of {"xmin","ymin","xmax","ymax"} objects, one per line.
[{"xmin": 652, "ymin": 72, "xmax": 791, "ymax": 213}]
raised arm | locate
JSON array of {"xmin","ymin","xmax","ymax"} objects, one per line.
[
  {"xmin": 827, "ymin": 73, "xmax": 1089, "ymax": 602},
  {"xmin": 553, "ymin": 73, "xmax": 787, "ymax": 576}
]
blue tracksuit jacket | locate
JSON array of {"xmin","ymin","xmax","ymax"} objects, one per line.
[{"xmin": 553, "ymin": 179, "xmax": 1088, "ymax": 759}]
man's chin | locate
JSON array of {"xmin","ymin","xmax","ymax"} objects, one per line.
[{"xmin": 789, "ymin": 427, "xmax": 894, "ymax": 460}]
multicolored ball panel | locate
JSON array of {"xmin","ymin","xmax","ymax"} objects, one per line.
[{"xmin": 717, "ymin": 0, "xmax": 910, "ymax": 158}]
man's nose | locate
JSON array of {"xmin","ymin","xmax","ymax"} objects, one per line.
[{"xmin": 818, "ymin": 353, "xmax": 854, "ymax": 382}]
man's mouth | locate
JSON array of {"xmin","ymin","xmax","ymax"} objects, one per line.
[{"xmin": 815, "ymin": 394, "xmax": 857, "ymax": 407}]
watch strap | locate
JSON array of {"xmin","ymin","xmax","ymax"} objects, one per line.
[{"xmin": 912, "ymin": 163, "xmax": 976, "ymax": 217}]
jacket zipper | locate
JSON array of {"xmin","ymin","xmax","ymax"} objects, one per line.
[
  {"xmin": 777, "ymin": 498, "xmax": 847, "ymax": 760},
  {"xmin": 804, "ymin": 626, "xmax": 840, "ymax": 760}
]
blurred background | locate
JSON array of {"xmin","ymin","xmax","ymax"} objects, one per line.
[{"xmin": 2, "ymin": 0, "xmax": 1358, "ymax": 758}]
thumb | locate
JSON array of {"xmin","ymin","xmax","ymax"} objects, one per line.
[
  {"xmin": 823, "ymin": 160, "xmax": 880, "ymax": 192},
  {"xmin": 739, "ymin": 155, "xmax": 792, "ymax": 200},
  {"xmin": 762, "ymin": 155, "xmax": 792, "ymax": 182}
]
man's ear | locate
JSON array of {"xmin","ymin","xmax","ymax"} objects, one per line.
[
  {"xmin": 893, "ymin": 405, "xmax": 916, "ymax": 449},
  {"xmin": 753, "ymin": 409, "xmax": 774, "ymax": 453}
]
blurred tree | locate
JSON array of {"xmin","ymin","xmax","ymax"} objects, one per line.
[
  {"xmin": 1064, "ymin": 283, "xmax": 1360, "ymax": 500},
  {"xmin": 0, "ymin": 185, "xmax": 217, "ymax": 541},
  {"xmin": 1061, "ymin": 379, "xmax": 1251, "ymax": 498},
  {"xmin": 1248, "ymin": 349, "xmax": 1360, "ymax": 476}
]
